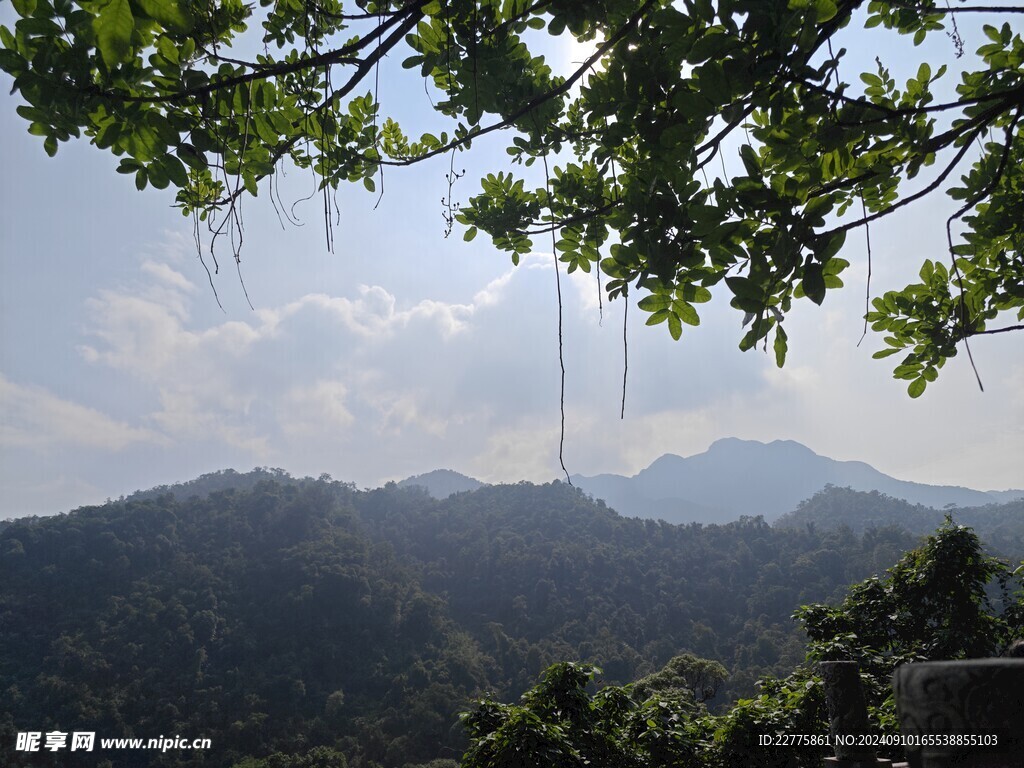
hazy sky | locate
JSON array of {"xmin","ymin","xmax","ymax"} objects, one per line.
[{"xmin": 2, "ymin": 9, "xmax": 1022, "ymax": 518}]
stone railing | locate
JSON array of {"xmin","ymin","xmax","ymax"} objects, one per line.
[{"xmin": 819, "ymin": 659, "xmax": 1024, "ymax": 768}]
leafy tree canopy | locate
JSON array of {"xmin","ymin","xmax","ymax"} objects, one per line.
[
  {"xmin": 2, "ymin": 0, "xmax": 1024, "ymax": 393},
  {"xmin": 232, "ymin": 747, "xmax": 350, "ymax": 768},
  {"xmin": 459, "ymin": 661, "xmax": 705, "ymax": 768},
  {"xmin": 460, "ymin": 518, "xmax": 1024, "ymax": 768},
  {"xmin": 632, "ymin": 652, "xmax": 728, "ymax": 704}
]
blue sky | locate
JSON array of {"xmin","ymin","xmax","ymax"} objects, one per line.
[{"xmin": 2, "ymin": 9, "xmax": 1022, "ymax": 518}]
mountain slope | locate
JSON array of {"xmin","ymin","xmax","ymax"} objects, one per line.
[
  {"xmin": 396, "ymin": 469, "xmax": 485, "ymax": 498},
  {"xmin": 572, "ymin": 438, "xmax": 1019, "ymax": 524},
  {"xmin": 774, "ymin": 485, "xmax": 1024, "ymax": 556},
  {"xmin": 2, "ymin": 472, "xmax": 934, "ymax": 767}
]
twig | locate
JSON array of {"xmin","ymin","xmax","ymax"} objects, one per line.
[
  {"xmin": 857, "ymin": 194, "xmax": 872, "ymax": 347},
  {"xmin": 621, "ymin": 286, "xmax": 628, "ymax": 420},
  {"xmin": 541, "ymin": 148, "xmax": 571, "ymax": 485}
]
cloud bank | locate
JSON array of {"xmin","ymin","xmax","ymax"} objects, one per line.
[{"xmin": 3, "ymin": 240, "xmax": 1021, "ymax": 517}]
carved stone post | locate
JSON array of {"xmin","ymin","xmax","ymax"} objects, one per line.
[
  {"xmin": 892, "ymin": 659, "xmax": 1024, "ymax": 768},
  {"xmin": 820, "ymin": 661, "xmax": 893, "ymax": 767}
]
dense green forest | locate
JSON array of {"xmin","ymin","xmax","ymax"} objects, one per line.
[
  {"xmin": 776, "ymin": 485, "xmax": 1024, "ymax": 556},
  {"xmin": 2, "ymin": 472, "xmax": 1021, "ymax": 767},
  {"xmin": 457, "ymin": 513, "xmax": 1023, "ymax": 768}
]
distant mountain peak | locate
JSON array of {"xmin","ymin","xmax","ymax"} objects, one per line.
[
  {"xmin": 706, "ymin": 437, "xmax": 816, "ymax": 455},
  {"xmin": 573, "ymin": 437, "xmax": 1011, "ymax": 525},
  {"xmin": 396, "ymin": 469, "xmax": 485, "ymax": 499}
]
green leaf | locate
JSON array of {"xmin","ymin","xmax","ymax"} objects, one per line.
[
  {"xmin": 678, "ymin": 284, "xmax": 712, "ymax": 304},
  {"xmin": 243, "ymin": 172, "xmax": 258, "ymax": 196},
  {"xmin": 16, "ymin": 17, "xmax": 63, "ymax": 36},
  {"xmin": 160, "ymin": 154, "xmax": 188, "ymax": 187},
  {"xmin": 0, "ymin": 25, "xmax": 16, "ymax": 50},
  {"xmin": 822, "ymin": 257, "xmax": 849, "ymax": 276},
  {"xmin": 178, "ymin": 144, "xmax": 206, "ymax": 170},
  {"xmin": 93, "ymin": 0, "xmax": 135, "ymax": 68},
  {"xmin": 774, "ymin": 326, "xmax": 787, "ymax": 367},
  {"xmin": 726, "ymin": 276, "xmax": 761, "ymax": 300},
  {"xmin": 816, "ymin": 230, "xmax": 846, "ymax": 261},
  {"xmin": 148, "ymin": 162, "xmax": 169, "ymax": 189},
  {"xmin": 697, "ymin": 62, "xmax": 729, "ymax": 99},
  {"xmin": 638, "ymin": 294, "xmax": 671, "ymax": 312},
  {"xmin": 667, "ymin": 312, "xmax": 682, "ymax": 340},
  {"xmin": 802, "ymin": 263, "xmax": 826, "ymax": 305},
  {"xmin": 739, "ymin": 144, "xmax": 760, "ymax": 177},
  {"xmin": 0, "ymin": 49, "xmax": 25, "ymax": 76},
  {"xmin": 155, "ymin": 34, "xmax": 179, "ymax": 65},
  {"xmin": 907, "ymin": 378, "xmax": 926, "ymax": 398},
  {"xmin": 11, "ymin": 0, "xmax": 36, "ymax": 16},
  {"xmin": 919, "ymin": 259, "xmax": 934, "ymax": 283},
  {"xmin": 134, "ymin": 0, "xmax": 192, "ymax": 32},
  {"xmin": 811, "ymin": 0, "xmax": 838, "ymax": 23},
  {"xmin": 675, "ymin": 301, "xmax": 700, "ymax": 326},
  {"xmin": 463, "ymin": 226, "xmax": 478, "ymax": 242},
  {"xmin": 646, "ymin": 308, "xmax": 670, "ymax": 326},
  {"xmin": 117, "ymin": 157, "xmax": 141, "ymax": 173}
]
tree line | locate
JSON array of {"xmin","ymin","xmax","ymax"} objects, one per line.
[{"xmin": 2, "ymin": 471, "xmax": 1021, "ymax": 767}]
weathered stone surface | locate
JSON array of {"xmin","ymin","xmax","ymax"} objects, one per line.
[
  {"xmin": 892, "ymin": 659, "xmax": 1024, "ymax": 768},
  {"xmin": 821, "ymin": 660, "xmax": 877, "ymax": 761}
]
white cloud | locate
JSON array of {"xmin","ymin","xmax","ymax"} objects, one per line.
[
  {"xmin": 82, "ymin": 291, "xmax": 193, "ymax": 377},
  {"xmin": 281, "ymin": 379, "xmax": 355, "ymax": 439},
  {"xmin": 470, "ymin": 419, "xmax": 567, "ymax": 484},
  {"xmin": 0, "ymin": 375, "xmax": 164, "ymax": 451},
  {"xmin": 70, "ymin": 254, "xmax": 555, "ymax": 477},
  {"xmin": 141, "ymin": 260, "xmax": 195, "ymax": 293},
  {"xmin": 34, "ymin": 240, "xmax": 1024, "ymax": 502}
]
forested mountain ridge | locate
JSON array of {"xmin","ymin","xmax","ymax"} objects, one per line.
[
  {"xmin": 1, "ymin": 479, "xmax": 483, "ymax": 767},
  {"xmin": 124, "ymin": 466, "xmax": 302, "ymax": 502},
  {"xmin": 775, "ymin": 485, "xmax": 1024, "ymax": 557},
  {"xmin": 396, "ymin": 470, "xmax": 486, "ymax": 499},
  {"xmin": 353, "ymin": 481, "xmax": 920, "ymax": 699},
  {"xmin": 2, "ymin": 472, "xmax": 1019, "ymax": 767}
]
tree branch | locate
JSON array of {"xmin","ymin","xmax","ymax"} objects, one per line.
[
  {"xmin": 889, "ymin": 2, "xmax": 1024, "ymax": 13},
  {"xmin": 484, "ymin": 0, "xmax": 556, "ymax": 38},
  {"xmin": 93, "ymin": 1, "xmax": 426, "ymax": 105},
  {"xmin": 303, "ymin": 0, "xmax": 410, "ymax": 22},
  {"xmin": 972, "ymin": 324, "xmax": 1024, "ymax": 335},
  {"xmin": 694, "ymin": 105, "xmax": 757, "ymax": 170},
  {"xmin": 821, "ymin": 117, "xmax": 993, "ymax": 239},
  {"xmin": 373, "ymin": 0, "xmax": 660, "ymax": 169},
  {"xmin": 215, "ymin": 2, "xmax": 429, "ymax": 205},
  {"xmin": 791, "ymin": 76, "xmax": 1024, "ymax": 123},
  {"xmin": 520, "ymin": 201, "xmax": 619, "ymax": 235}
]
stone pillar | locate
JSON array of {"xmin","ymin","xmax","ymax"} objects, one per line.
[
  {"xmin": 892, "ymin": 659, "xmax": 1024, "ymax": 768},
  {"xmin": 820, "ymin": 661, "xmax": 893, "ymax": 768}
]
